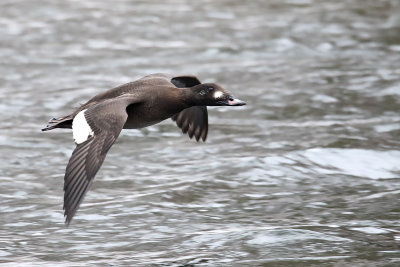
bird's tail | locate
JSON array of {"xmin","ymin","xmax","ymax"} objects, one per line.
[{"xmin": 42, "ymin": 115, "xmax": 73, "ymax": 131}]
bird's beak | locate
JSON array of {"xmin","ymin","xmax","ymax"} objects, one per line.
[{"xmin": 223, "ymin": 96, "xmax": 246, "ymax": 106}]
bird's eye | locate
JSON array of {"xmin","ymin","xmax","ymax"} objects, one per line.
[
  {"xmin": 208, "ymin": 87, "xmax": 214, "ymax": 92},
  {"xmin": 199, "ymin": 90, "xmax": 206, "ymax": 96}
]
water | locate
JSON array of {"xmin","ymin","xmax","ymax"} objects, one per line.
[{"xmin": 1, "ymin": 0, "xmax": 400, "ymax": 266}]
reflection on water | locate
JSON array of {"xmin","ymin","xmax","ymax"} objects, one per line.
[{"xmin": 1, "ymin": 0, "xmax": 400, "ymax": 266}]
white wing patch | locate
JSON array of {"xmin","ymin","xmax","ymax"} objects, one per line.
[
  {"xmin": 72, "ymin": 109, "xmax": 94, "ymax": 144},
  {"xmin": 214, "ymin": 91, "xmax": 224, "ymax": 99}
]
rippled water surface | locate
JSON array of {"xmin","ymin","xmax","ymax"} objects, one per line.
[{"xmin": 1, "ymin": 0, "xmax": 400, "ymax": 266}]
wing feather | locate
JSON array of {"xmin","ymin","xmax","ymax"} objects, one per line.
[
  {"xmin": 63, "ymin": 98, "xmax": 131, "ymax": 224},
  {"xmin": 172, "ymin": 106, "xmax": 208, "ymax": 142},
  {"xmin": 168, "ymin": 74, "xmax": 209, "ymax": 142}
]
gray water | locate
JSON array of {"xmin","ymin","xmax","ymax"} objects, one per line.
[{"xmin": 1, "ymin": 0, "xmax": 400, "ymax": 266}]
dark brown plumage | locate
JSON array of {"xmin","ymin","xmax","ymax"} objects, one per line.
[
  {"xmin": 172, "ymin": 106, "xmax": 208, "ymax": 142},
  {"xmin": 42, "ymin": 73, "xmax": 246, "ymax": 224}
]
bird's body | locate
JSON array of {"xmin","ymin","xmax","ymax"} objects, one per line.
[{"xmin": 42, "ymin": 73, "xmax": 245, "ymax": 224}]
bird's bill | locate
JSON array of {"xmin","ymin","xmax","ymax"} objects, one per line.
[{"xmin": 217, "ymin": 96, "xmax": 246, "ymax": 106}]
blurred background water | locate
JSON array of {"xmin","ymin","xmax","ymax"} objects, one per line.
[{"xmin": 1, "ymin": 0, "xmax": 400, "ymax": 266}]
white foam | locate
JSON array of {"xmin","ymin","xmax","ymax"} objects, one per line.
[
  {"xmin": 72, "ymin": 109, "xmax": 94, "ymax": 144},
  {"xmin": 350, "ymin": 227, "xmax": 390, "ymax": 235},
  {"xmin": 301, "ymin": 148, "xmax": 400, "ymax": 179}
]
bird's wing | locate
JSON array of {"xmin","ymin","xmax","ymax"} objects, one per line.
[
  {"xmin": 170, "ymin": 75, "xmax": 201, "ymax": 88},
  {"xmin": 172, "ymin": 106, "xmax": 208, "ymax": 142},
  {"xmin": 167, "ymin": 74, "xmax": 208, "ymax": 142},
  {"xmin": 141, "ymin": 73, "xmax": 202, "ymax": 88},
  {"xmin": 63, "ymin": 97, "xmax": 132, "ymax": 224}
]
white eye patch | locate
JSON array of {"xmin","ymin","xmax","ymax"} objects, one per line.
[{"xmin": 214, "ymin": 91, "xmax": 224, "ymax": 99}]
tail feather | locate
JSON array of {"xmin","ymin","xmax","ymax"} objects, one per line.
[{"xmin": 42, "ymin": 115, "xmax": 73, "ymax": 131}]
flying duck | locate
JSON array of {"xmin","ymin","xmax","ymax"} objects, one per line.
[{"xmin": 42, "ymin": 73, "xmax": 246, "ymax": 224}]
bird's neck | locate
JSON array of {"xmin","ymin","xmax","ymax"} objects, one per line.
[{"xmin": 178, "ymin": 87, "xmax": 198, "ymax": 107}]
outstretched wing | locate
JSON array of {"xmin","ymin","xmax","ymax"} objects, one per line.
[
  {"xmin": 168, "ymin": 74, "xmax": 208, "ymax": 142},
  {"xmin": 63, "ymin": 98, "xmax": 130, "ymax": 224},
  {"xmin": 172, "ymin": 106, "xmax": 208, "ymax": 142}
]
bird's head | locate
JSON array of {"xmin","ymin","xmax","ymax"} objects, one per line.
[{"xmin": 190, "ymin": 83, "xmax": 246, "ymax": 106}]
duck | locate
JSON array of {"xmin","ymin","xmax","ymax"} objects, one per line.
[{"xmin": 42, "ymin": 73, "xmax": 246, "ymax": 224}]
